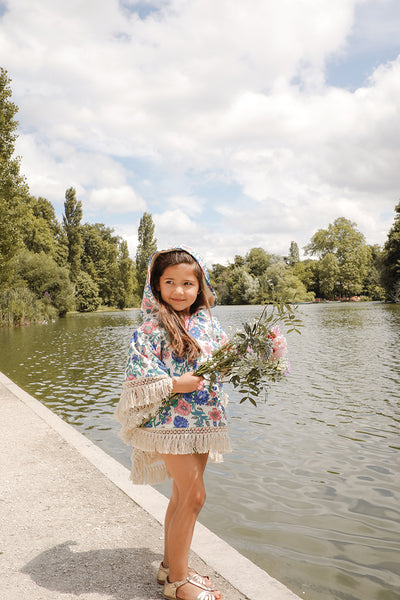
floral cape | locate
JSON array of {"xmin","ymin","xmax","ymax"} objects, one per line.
[{"xmin": 115, "ymin": 245, "xmax": 229, "ymax": 446}]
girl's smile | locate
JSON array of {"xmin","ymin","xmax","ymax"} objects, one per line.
[{"xmin": 158, "ymin": 263, "xmax": 200, "ymax": 315}]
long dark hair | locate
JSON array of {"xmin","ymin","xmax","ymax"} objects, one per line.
[{"xmin": 150, "ymin": 250, "xmax": 212, "ymax": 361}]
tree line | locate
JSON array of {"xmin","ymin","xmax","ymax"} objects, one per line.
[
  {"xmin": 1, "ymin": 68, "xmax": 400, "ymax": 326},
  {"xmin": 0, "ymin": 68, "xmax": 158, "ymax": 325},
  {"xmin": 209, "ymin": 211, "xmax": 400, "ymax": 306}
]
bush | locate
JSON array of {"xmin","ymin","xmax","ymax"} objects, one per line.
[
  {"xmin": 0, "ymin": 286, "xmax": 57, "ymax": 327},
  {"xmin": 11, "ymin": 250, "xmax": 75, "ymax": 316}
]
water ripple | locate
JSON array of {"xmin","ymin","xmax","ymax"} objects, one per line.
[{"xmin": 1, "ymin": 304, "xmax": 400, "ymax": 600}]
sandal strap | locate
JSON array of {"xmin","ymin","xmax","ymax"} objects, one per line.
[
  {"xmin": 186, "ymin": 576, "xmax": 214, "ymax": 591},
  {"xmin": 195, "ymin": 591, "xmax": 217, "ymax": 600},
  {"xmin": 170, "ymin": 576, "xmax": 192, "ymax": 589},
  {"xmin": 190, "ymin": 572, "xmax": 217, "ymax": 590},
  {"xmin": 164, "ymin": 575, "xmax": 219, "ymax": 600}
]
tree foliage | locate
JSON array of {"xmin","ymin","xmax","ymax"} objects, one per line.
[
  {"xmin": 211, "ymin": 252, "xmax": 315, "ymax": 305},
  {"xmin": 305, "ymin": 217, "xmax": 371, "ymax": 297},
  {"xmin": 10, "ymin": 250, "xmax": 75, "ymax": 316},
  {"xmin": 136, "ymin": 212, "xmax": 157, "ymax": 297},
  {"xmin": 288, "ymin": 241, "xmax": 300, "ymax": 266},
  {"xmin": 0, "ymin": 68, "xmax": 31, "ymax": 286},
  {"xmin": 381, "ymin": 201, "xmax": 400, "ymax": 301},
  {"xmin": 75, "ymin": 271, "xmax": 101, "ymax": 312},
  {"xmin": 81, "ymin": 222, "xmax": 137, "ymax": 309},
  {"xmin": 63, "ymin": 187, "xmax": 83, "ymax": 281}
]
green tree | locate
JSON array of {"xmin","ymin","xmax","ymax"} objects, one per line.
[
  {"xmin": 0, "ymin": 68, "xmax": 31, "ymax": 286},
  {"xmin": 362, "ymin": 245, "xmax": 385, "ymax": 300},
  {"xmin": 24, "ymin": 196, "xmax": 67, "ymax": 263},
  {"xmin": 305, "ymin": 217, "xmax": 370, "ymax": 297},
  {"xmin": 294, "ymin": 259, "xmax": 319, "ymax": 296},
  {"xmin": 210, "ymin": 263, "xmax": 231, "ymax": 304},
  {"xmin": 288, "ymin": 241, "xmax": 300, "ymax": 266},
  {"xmin": 318, "ymin": 253, "xmax": 339, "ymax": 298},
  {"xmin": 11, "ymin": 250, "xmax": 75, "ymax": 316},
  {"xmin": 81, "ymin": 223, "xmax": 138, "ymax": 308},
  {"xmin": 381, "ymin": 201, "xmax": 400, "ymax": 302},
  {"xmin": 81, "ymin": 223, "xmax": 119, "ymax": 305},
  {"xmin": 63, "ymin": 187, "xmax": 83, "ymax": 281},
  {"xmin": 245, "ymin": 247, "xmax": 272, "ymax": 276},
  {"xmin": 75, "ymin": 271, "xmax": 101, "ymax": 312},
  {"xmin": 117, "ymin": 239, "xmax": 137, "ymax": 308},
  {"xmin": 227, "ymin": 266, "xmax": 260, "ymax": 304},
  {"xmin": 136, "ymin": 212, "xmax": 157, "ymax": 297}
]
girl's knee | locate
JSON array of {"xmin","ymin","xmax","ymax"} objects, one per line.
[{"xmin": 185, "ymin": 485, "xmax": 206, "ymax": 514}]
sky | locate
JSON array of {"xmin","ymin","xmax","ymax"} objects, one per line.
[{"xmin": 1, "ymin": 0, "xmax": 400, "ymax": 266}]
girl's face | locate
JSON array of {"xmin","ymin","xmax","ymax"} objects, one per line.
[{"xmin": 157, "ymin": 262, "xmax": 200, "ymax": 315}]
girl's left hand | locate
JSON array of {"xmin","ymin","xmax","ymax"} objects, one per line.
[{"xmin": 172, "ymin": 372, "xmax": 204, "ymax": 394}]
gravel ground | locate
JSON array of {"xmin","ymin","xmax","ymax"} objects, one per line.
[{"xmin": 0, "ymin": 377, "xmax": 248, "ymax": 600}]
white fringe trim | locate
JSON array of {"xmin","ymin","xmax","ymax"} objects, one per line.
[
  {"xmin": 130, "ymin": 426, "xmax": 231, "ymax": 485},
  {"xmin": 114, "ymin": 376, "xmax": 173, "ymax": 444}
]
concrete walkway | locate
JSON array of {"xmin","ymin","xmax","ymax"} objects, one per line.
[{"xmin": 0, "ymin": 371, "xmax": 301, "ymax": 600}]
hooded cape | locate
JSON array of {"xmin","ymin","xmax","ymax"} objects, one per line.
[{"xmin": 114, "ymin": 245, "xmax": 231, "ymax": 484}]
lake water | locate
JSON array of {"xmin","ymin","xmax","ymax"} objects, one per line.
[{"xmin": 0, "ymin": 303, "xmax": 399, "ymax": 600}]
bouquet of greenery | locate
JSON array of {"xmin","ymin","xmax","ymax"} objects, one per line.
[
  {"xmin": 158, "ymin": 302, "xmax": 300, "ymax": 411},
  {"xmin": 192, "ymin": 302, "xmax": 301, "ymax": 406}
]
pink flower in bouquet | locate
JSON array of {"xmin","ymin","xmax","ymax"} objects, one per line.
[{"xmin": 271, "ymin": 326, "xmax": 287, "ymax": 360}]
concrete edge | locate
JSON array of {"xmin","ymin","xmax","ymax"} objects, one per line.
[{"xmin": 0, "ymin": 371, "xmax": 301, "ymax": 600}]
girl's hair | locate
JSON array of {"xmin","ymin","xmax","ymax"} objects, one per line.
[{"xmin": 150, "ymin": 249, "xmax": 213, "ymax": 361}]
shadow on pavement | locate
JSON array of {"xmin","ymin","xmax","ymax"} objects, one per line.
[{"xmin": 21, "ymin": 540, "xmax": 163, "ymax": 600}]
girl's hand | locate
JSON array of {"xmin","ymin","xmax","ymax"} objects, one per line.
[{"xmin": 172, "ymin": 372, "xmax": 203, "ymax": 394}]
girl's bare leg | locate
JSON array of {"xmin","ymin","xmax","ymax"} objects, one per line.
[
  {"xmin": 162, "ymin": 452, "xmax": 222, "ymax": 600},
  {"xmin": 162, "ymin": 479, "xmax": 179, "ymax": 568}
]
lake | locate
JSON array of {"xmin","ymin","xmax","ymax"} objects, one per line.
[{"xmin": 0, "ymin": 302, "xmax": 399, "ymax": 600}]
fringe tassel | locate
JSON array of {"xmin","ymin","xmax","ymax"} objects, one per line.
[
  {"xmin": 129, "ymin": 426, "xmax": 231, "ymax": 485},
  {"xmin": 132, "ymin": 426, "xmax": 231, "ymax": 456},
  {"xmin": 114, "ymin": 376, "xmax": 173, "ymax": 444}
]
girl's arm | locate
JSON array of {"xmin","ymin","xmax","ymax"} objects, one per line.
[{"xmin": 171, "ymin": 372, "xmax": 203, "ymax": 394}]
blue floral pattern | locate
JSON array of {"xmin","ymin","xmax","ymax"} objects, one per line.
[{"xmin": 124, "ymin": 310, "xmax": 228, "ymax": 430}]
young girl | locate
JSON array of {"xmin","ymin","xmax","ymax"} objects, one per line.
[{"xmin": 115, "ymin": 245, "xmax": 231, "ymax": 600}]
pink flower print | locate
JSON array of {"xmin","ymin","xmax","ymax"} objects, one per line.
[
  {"xmin": 142, "ymin": 298, "xmax": 153, "ymax": 310},
  {"xmin": 175, "ymin": 399, "xmax": 191, "ymax": 416},
  {"xmin": 197, "ymin": 379, "xmax": 205, "ymax": 391},
  {"xmin": 209, "ymin": 407, "xmax": 222, "ymax": 421},
  {"xmin": 142, "ymin": 321, "xmax": 157, "ymax": 335},
  {"xmin": 202, "ymin": 342, "xmax": 213, "ymax": 355}
]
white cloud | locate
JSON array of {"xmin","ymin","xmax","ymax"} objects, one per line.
[
  {"xmin": 2, "ymin": 0, "xmax": 400, "ymax": 262},
  {"xmin": 88, "ymin": 186, "xmax": 146, "ymax": 213}
]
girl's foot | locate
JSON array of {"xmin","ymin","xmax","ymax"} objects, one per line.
[
  {"xmin": 157, "ymin": 562, "xmax": 214, "ymax": 587},
  {"xmin": 163, "ymin": 575, "xmax": 223, "ymax": 600}
]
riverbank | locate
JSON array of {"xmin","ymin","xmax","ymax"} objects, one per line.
[{"xmin": 0, "ymin": 371, "xmax": 301, "ymax": 600}]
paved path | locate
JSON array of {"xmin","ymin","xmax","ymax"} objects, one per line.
[{"xmin": 0, "ymin": 371, "xmax": 301, "ymax": 600}]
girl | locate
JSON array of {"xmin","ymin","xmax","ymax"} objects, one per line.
[{"xmin": 115, "ymin": 245, "xmax": 231, "ymax": 600}]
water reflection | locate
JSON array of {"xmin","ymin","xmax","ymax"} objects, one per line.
[{"xmin": 0, "ymin": 303, "xmax": 399, "ymax": 600}]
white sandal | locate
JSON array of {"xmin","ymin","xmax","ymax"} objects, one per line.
[
  {"xmin": 163, "ymin": 575, "xmax": 220, "ymax": 600},
  {"xmin": 157, "ymin": 562, "xmax": 213, "ymax": 586}
]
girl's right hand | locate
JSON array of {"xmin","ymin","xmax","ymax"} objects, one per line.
[{"xmin": 172, "ymin": 372, "xmax": 203, "ymax": 394}]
